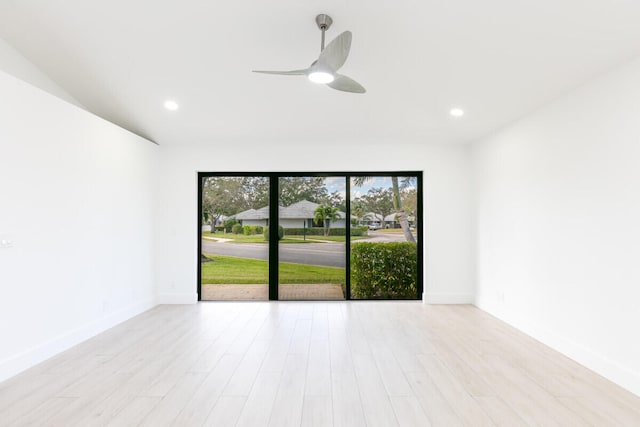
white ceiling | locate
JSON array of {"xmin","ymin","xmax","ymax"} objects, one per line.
[{"xmin": 2, "ymin": 0, "xmax": 640, "ymax": 146}]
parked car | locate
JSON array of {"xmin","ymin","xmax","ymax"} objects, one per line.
[{"xmin": 368, "ymin": 223, "xmax": 381, "ymax": 231}]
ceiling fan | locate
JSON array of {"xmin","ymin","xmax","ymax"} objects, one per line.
[{"xmin": 253, "ymin": 14, "xmax": 366, "ymax": 94}]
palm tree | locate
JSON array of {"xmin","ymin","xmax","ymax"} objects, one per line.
[
  {"xmin": 352, "ymin": 176, "xmax": 416, "ymax": 243},
  {"xmin": 314, "ymin": 205, "xmax": 340, "ymax": 236},
  {"xmin": 351, "ymin": 206, "xmax": 365, "ymax": 226},
  {"xmin": 391, "ymin": 177, "xmax": 415, "ymax": 243}
]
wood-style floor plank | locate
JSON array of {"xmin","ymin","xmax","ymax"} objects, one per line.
[
  {"xmin": 235, "ymin": 372, "xmax": 281, "ymax": 427},
  {"xmin": 1, "ymin": 302, "xmax": 639, "ymax": 427},
  {"xmin": 301, "ymin": 396, "xmax": 333, "ymax": 427},
  {"xmin": 390, "ymin": 395, "xmax": 433, "ymax": 427},
  {"xmin": 331, "ymin": 371, "xmax": 367, "ymax": 427},
  {"xmin": 171, "ymin": 353, "xmax": 241, "ymax": 426},
  {"xmin": 268, "ymin": 354, "xmax": 308, "ymax": 427},
  {"xmin": 202, "ymin": 396, "xmax": 247, "ymax": 427}
]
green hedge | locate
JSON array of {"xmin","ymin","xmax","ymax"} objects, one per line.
[
  {"xmin": 351, "ymin": 242, "xmax": 417, "ymax": 299},
  {"xmin": 283, "ymin": 227, "xmax": 325, "ymax": 236},
  {"xmin": 351, "ymin": 226, "xmax": 369, "ymax": 236},
  {"xmin": 283, "ymin": 226, "xmax": 368, "ymax": 237},
  {"xmin": 243, "ymin": 225, "xmax": 258, "ymax": 235}
]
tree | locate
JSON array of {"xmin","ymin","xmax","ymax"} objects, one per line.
[
  {"xmin": 241, "ymin": 176, "xmax": 270, "ymax": 209},
  {"xmin": 321, "ymin": 191, "xmax": 346, "ymax": 212},
  {"xmin": 352, "ymin": 177, "xmax": 416, "ymax": 243},
  {"xmin": 401, "ymin": 187, "xmax": 417, "ymax": 233},
  {"xmin": 357, "ymin": 187, "xmax": 394, "ymax": 230},
  {"xmin": 401, "ymin": 188, "xmax": 417, "ymax": 218},
  {"xmin": 279, "ymin": 177, "xmax": 329, "ymax": 206},
  {"xmin": 202, "ymin": 177, "xmax": 270, "ymax": 234},
  {"xmin": 351, "ymin": 204, "xmax": 366, "ymax": 226},
  {"xmin": 391, "ymin": 177, "xmax": 415, "ymax": 242},
  {"xmin": 201, "ymin": 177, "xmax": 246, "ymax": 232},
  {"xmin": 314, "ymin": 205, "xmax": 340, "ymax": 236}
]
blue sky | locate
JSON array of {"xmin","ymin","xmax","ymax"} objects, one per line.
[{"xmin": 324, "ymin": 176, "xmax": 393, "ymax": 199}]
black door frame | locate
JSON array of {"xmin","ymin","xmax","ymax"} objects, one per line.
[{"xmin": 197, "ymin": 171, "xmax": 424, "ymax": 301}]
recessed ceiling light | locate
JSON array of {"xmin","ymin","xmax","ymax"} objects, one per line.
[
  {"xmin": 450, "ymin": 108, "xmax": 464, "ymax": 117},
  {"xmin": 164, "ymin": 100, "xmax": 179, "ymax": 111}
]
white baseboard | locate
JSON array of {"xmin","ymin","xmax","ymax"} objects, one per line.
[
  {"xmin": 475, "ymin": 295, "xmax": 640, "ymax": 398},
  {"xmin": 423, "ymin": 292, "xmax": 475, "ymax": 304},
  {"xmin": 0, "ymin": 297, "xmax": 157, "ymax": 383},
  {"xmin": 157, "ymin": 292, "xmax": 198, "ymax": 304}
]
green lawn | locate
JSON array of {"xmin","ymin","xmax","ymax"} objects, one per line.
[
  {"xmin": 201, "ymin": 254, "xmax": 345, "ymax": 285},
  {"xmin": 202, "ymin": 232, "xmax": 369, "ymax": 244},
  {"xmin": 285, "ymin": 235, "xmax": 368, "ymax": 242}
]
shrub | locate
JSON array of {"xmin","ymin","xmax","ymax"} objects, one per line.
[
  {"xmin": 255, "ymin": 225, "xmax": 264, "ymax": 234},
  {"xmin": 350, "ymin": 226, "xmax": 369, "ymax": 237},
  {"xmin": 264, "ymin": 225, "xmax": 285, "ymax": 241},
  {"xmin": 232, "ymin": 223, "xmax": 243, "ymax": 234},
  {"xmin": 287, "ymin": 227, "xmax": 358, "ymax": 236},
  {"xmin": 351, "ymin": 242, "xmax": 417, "ymax": 299},
  {"xmin": 282, "ymin": 227, "xmax": 325, "ymax": 236},
  {"xmin": 224, "ymin": 218, "xmax": 238, "ymax": 233},
  {"xmin": 243, "ymin": 225, "xmax": 257, "ymax": 235}
]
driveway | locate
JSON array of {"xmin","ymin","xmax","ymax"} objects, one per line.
[{"xmin": 201, "ymin": 231, "xmax": 413, "ymax": 268}]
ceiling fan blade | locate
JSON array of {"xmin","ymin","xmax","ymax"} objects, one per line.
[
  {"xmin": 317, "ymin": 31, "xmax": 352, "ymax": 71},
  {"xmin": 327, "ymin": 74, "xmax": 366, "ymax": 93},
  {"xmin": 252, "ymin": 69, "xmax": 308, "ymax": 75}
]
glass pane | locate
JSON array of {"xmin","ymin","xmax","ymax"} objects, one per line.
[
  {"xmin": 350, "ymin": 176, "xmax": 418, "ymax": 299},
  {"xmin": 278, "ymin": 177, "xmax": 346, "ymax": 300},
  {"xmin": 200, "ymin": 176, "xmax": 269, "ymax": 300}
]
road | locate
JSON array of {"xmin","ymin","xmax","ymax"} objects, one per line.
[
  {"xmin": 201, "ymin": 240, "xmax": 346, "ymax": 267},
  {"xmin": 201, "ymin": 232, "xmax": 411, "ymax": 268}
]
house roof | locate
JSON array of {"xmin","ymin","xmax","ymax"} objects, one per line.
[
  {"xmin": 234, "ymin": 209, "xmax": 259, "ymax": 220},
  {"xmin": 364, "ymin": 212, "xmax": 384, "ymax": 222},
  {"xmin": 233, "ymin": 200, "xmax": 347, "ymax": 220}
]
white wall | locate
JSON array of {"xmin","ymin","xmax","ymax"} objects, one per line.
[
  {"xmin": 0, "ymin": 37, "xmax": 82, "ymax": 108},
  {"xmin": 472, "ymin": 57, "xmax": 640, "ymax": 396},
  {"xmin": 0, "ymin": 70, "xmax": 158, "ymax": 382},
  {"xmin": 280, "ymin": 219, "xmax": 305, "ymax": 229},
  {"xmin": 156, "ymin": 143, "xmax": 475, "ymax": 304}
]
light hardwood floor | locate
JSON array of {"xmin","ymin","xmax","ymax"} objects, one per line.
[{"xmin": 1, "ymin": 303, "xmax": 639, "ymax": 426}]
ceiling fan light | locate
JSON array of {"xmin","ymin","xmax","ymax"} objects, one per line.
[{"xmin": 308, "ymin": 71, "xmax": 335, "ymax": 84}]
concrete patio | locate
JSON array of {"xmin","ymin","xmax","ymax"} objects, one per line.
[{"xmin": 201, "ymin": 283, "xmax": 345, "ymax": 301}]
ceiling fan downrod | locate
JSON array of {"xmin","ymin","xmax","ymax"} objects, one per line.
[{"xmin": 315, "ymin": 14, "xmax": 333, "ymax": 52}]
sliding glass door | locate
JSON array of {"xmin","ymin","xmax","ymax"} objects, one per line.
[
  {"xmin": 199, "ymin": 175, "xmax": 269, "ymax": 301},
  {"xmin": 198, "ymin": 172, "xmax": 422, "ymax": 301},
  {"xmin": 349, "ymin": 175, "xmax": 419, "ymax": 299},
  {"xmin": 277, "ymin": 176, "xmax": 347, "ymax": 300}
]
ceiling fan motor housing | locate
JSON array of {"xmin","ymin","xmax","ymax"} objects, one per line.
[{"xmin": 315, "ymin": 14, "xmax": 333, "ymax": 30}]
